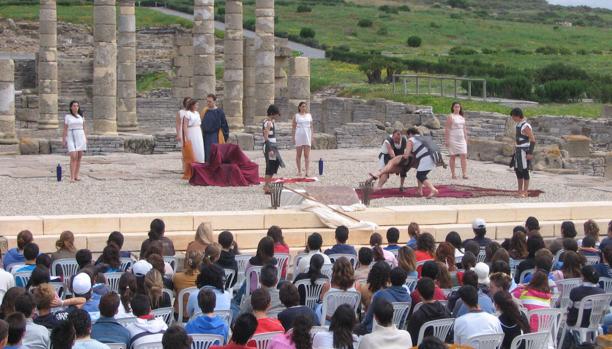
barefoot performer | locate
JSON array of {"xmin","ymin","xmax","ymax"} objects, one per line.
[
  {"xmin": 510, "ymin": 108, "xmax": 536, "ymax": 198},
  {"xmin": 262, "ymin": 105, "xmax": 285, "ymax": 194},
  {"xmin": 375, "ymin": 129, "xmax": 409, "ymax": 190}
]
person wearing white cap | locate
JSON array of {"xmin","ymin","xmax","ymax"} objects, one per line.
[
  {"xmin": 464, "ymin": 218, "xmax": 492, "ymax": 248},
  {"xmin": 72, "ymin": 272, "xmax": 101, "ymax": 322},
  {"xmin": 132, "ymin": 260, "xmax": 153, "ymax": 278}
]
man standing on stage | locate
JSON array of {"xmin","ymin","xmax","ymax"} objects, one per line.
[
  {"xmin": 510, "ymin": 108, "xmax": 536, "ymax": 198},
  {"xmin": 201, "ymin": 94, "xmax": 229, "ymax": 163}
]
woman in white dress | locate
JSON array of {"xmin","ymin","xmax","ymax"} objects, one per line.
[
  {"xmin": 175, "ymin": 97, "xmax": 191, "ymax": 145},
  {"xmin": 62, "ymin": 101, "xmax": 87, "ymax": 182},
  {"xmin": 445, "ymin": 101, "xmax": 468, "ymax": 179},
  {"xmin": 292, "ymin": 101, "xmax": 313, "ymax": 177},
  {"xmin": 182, "ymin": 99, "xmax": 205, "ymax": 164}
]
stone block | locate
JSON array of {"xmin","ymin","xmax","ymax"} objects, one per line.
[
  {"xmin": 39, "ymin": 138, "xmax": 51, "ymax": 154},
  {"xmin": 263, "ymin": 211, "xmax": 326, "ymax": 229},
  {"xmin": 227, "ymin": 132, "xmax": 254, "ymax": 150},
  {"xmin": 42, "ymin": 215, "xmax": 121, "ymax": 235},
  {"xmin": 605, "ymin": 153, "xmax": 612, "ymax": 179},
  {"xmin": 570, "ymin": 202, "xmax": 612, "ymax": 220},
  {"xmin": 427, "ymin": 224, "xmax": 474, "ymax": 242},
  {"xmin": 0, "ymin": 216, "xmax": 44, "ymax": 236},
  {"xmin": 312, "ymin": 133, "xmax": 337, "ymax": 150},
  {"xmin": 561, "ymin": 135, "xmax": 591, "ymax": 158},
  {"xmin": 452, "ymin": 204, "xmax": 516, "ymax": 224},
  {"xmin": 289, "ymin": 57, "xmax": 310, "ymax": 77},
  {"xmin": 602, "ymin": 104, "xmax": 612, "ymax": 118},
  {"xmin": 119, "ymin": 213, "xmax": 194, "ymax": 233},
  {"xmin": 386, "ymin": 205, "xmax": 458, "ymax": 225},
  {"xmin": 351, "ymin": 208, "xmax": 397, "ymax": 226},
  {"xmin": 38, "ymin": 21, "xmax": 57, "ymax": 36},
  {"xmin": 421, "ymin": 113, "xmax": 441, "ymax": 129},
  {"xmin": 94, "ymin": 24, "xmax": 117, "ymax": 42},
  {"xmin": 193, "ymin": 211, "xmax": 267, "ymax": 230},
  {"xmin": 38, "ymin": 34, "xmax": 57, "ymax": 48},
  {"xmin": 507, "ymin": 202, "xmax": 573, "ymax": 221},
  {"xmin": 37, "ymin": 62, "xmax": 58, "ymax": 81},
  {"xmin": 124, "ymin": 135, "xmax": 154, "ymax": 154},
  {"xmin": 468, "ymin": 138, "xmax": 503, "ymax": 161},
  {"xmin": 19, "ymin": 138, "xmax": 39, "ymax": 155}
]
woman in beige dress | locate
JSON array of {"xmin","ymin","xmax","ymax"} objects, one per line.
[{"xmin": 445, "ymin": 102, "xmax": 468, "ymax": 179}]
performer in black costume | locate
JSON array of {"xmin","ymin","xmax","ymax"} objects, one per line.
[
  {"xmin": 374, "ymin": 129, "xmax": 409, "ymax": 190},
  {"xmin": 510, "ymin": 108, "xmax": 536, "ymax": 198},
  {"xmin": 262, "ymin": 105, "xmax": 285, "ymax": 194}
]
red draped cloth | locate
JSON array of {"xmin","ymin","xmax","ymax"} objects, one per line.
[{"xmin": 189, "ymin": 143, "xmax": 260, "ymax": 187}]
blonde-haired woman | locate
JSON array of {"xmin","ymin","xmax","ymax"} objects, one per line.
[
  {"xmin": 445, "ymin": 101, "xmax": 468, "ymax": 179},
  {"xmin": 173, "ymin": 250, "xmax": 202, "ymax": 321},
  {"xmin": 292, "ymin": 102, "xmax": 313, "ymax": 177},
  {"xmin": 186, "ymin": 222, "xmax": 214, "ymax": 255},
  {"xmin": 51, "ymin": 231, "xmax": 77, "ymax": 262},
  {"xmin": 144, "ymin": 269, "xmax": 172, "ymax": 310}
]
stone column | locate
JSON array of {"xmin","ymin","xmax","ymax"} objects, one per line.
[
  {"xmin": 117, "ymin": 0, "xmax": 138, "ymax": 132},
  {"xmin": 38, "ymin": 0, "xmax": 59, "ymax": 130},
  {"xmin": 275, "ymin": 38, "xmax": 290, "ymax": 99},
  {"xmin": 254, "ymin": 0, "xmax": 275, "ymax": 121},
  {"xmin": 193, "ymin": 0, "xmax": 215, "ymax": 102},
  {"xmin": 0, "ymin": 60, "xmax": 18, "ymax": 153},
  {"xmin": 288, "ymin": 56, "xmax": 310, "ymax": 114},
  {"xmin": 223, "ymin": 0, "xmax": 244, "ymax": 130},
  {"xmin": 243, "ymin": 37, "xmax": 256, "ymax": 126},
  {"xmin": 93, "ymin": 0, "xmax": 117, "ymax": 135},
  {"xmin": 173, "ymin": 30, "xmax": 194, "ymax": 104}
]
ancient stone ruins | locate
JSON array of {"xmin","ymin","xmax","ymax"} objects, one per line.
[{"xmin": 0, "ymin": 0, "xmax": 610, "ymax": 179}]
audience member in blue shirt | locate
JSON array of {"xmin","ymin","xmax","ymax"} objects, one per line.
[
  {"xmin": 600, "ymin": 221, "xmax": 612, "ymax": 251},
  {"xmin": 187, "ymin": 262, "xmax": 232, "ymax": 318},
  {"xmin": 14, "ymin": 243, "xmax": 39, "ymax": 287},
  {"xmin": 406, "ymin": 222, "xmax": 419, "ymax": 249},
  {"xmin": 384, "ymin": 227, "xmax": 401, "ymax": 252},
  {"xmin": 72, "ymin": 271, "xmax": 101, "ymax": 322},
  {"xmin": 97, "ymin": 245, "xmax": 124, "ymax": 273},
  {"xmin": 91, "ymin": 292, "xmax": 131, "ymax": 347},
  {"xmin": 595, "ymin": 246, "xmax": 612, "ymax": 280},
  {"xmin": 3, "ymin": 230, "xmax": 33, "ymax": 270},
  {"xmin": 324, "ymin": 226, "xmax": 357, "ymax": 256},
  {"xmin": 452, "ymin": 270, "xmax": 495, "ymax": 317},
  {"xmin": 356, "ymin": 267, "xmax": 411, "ymax": 334},
  {"xmin": 185, "ymin": 288, "xmax": 229, "ymax": 344}
]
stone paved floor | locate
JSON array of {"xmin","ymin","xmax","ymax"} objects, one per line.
[{"xmin": 0, "ymin": 148, "xmax": 610, "ymax": 216}]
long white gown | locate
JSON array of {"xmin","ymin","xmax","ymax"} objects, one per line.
[{"xmin": 184, "ymin": 110, "xmax": 205, "ymax": 163}]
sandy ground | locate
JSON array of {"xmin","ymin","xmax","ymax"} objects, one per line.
[{"xmin": 0, "ymin": 148, "xmax": 610, "ymax": 216}]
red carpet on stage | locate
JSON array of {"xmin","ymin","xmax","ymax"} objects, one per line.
[
  {"xmin": 258, "ymin": 177, "xmax": 317, "ymax": 184},
  {"xmin": 190, "ymin": 143, "xmax": 260, "ymax": 187},
  {"xmin": 356, "ymin": 185, "xmax": 544, "ymax": 200}
]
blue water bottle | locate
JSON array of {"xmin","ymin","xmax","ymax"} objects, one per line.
[
  {"xmin": 56, "ymin": 163, "xmax": 62, "ymax": 182},
  {"xmin": 318, "ymin": 158, "xmax": 324, "ymax": 176}
]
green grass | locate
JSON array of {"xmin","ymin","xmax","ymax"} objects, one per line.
[
  {"xmin": 311, "ymin": 59, "xmax": 366, "ymax": 91},
  {"xmin": 0, "ymin": 4, "xmax": 193, "ymax": 28},
  {"xmin": 136, "ymin": 71, "xmax": 172, "ymax": 93}
]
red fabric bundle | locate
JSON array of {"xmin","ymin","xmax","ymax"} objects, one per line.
[{"xmin": 189, "ymin": 143, "xmax": 260, "ymax": 187}]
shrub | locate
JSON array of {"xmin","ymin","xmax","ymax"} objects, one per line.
[
  {"xmin": 299, "ymin": 27, "xmax": 316, "ymax": 39},
  {"xmin": 535, "ymin": 46, "xmax": 559, "ymax": 55},
  {"xmin": 559, "ymin": 47, "xmax": 572, "ymax": 55},
  {"xmin": 336, "ymin": 45, "xmax": 351, "ymax": 52},
  {"xmin": 398, "ymin": 5, "xmax": 411, "ymax": 11},
  {"xmin": 358, "ymin": 19, "xmax": 373, "ymax": 27},
  {"xmin": 243, "ymin": 18, "xmax": 256, "ymax": 31},
  {"xmin": 448, "ymin": 0, "xmax": 469, "ymax": 9},
  {"xmin": 536, "ymin": 80, "xmax": 587, "ymax": 102},
  {"xmin": 449, "ymin": 13, "xmax": 462, "ymax": 19},
  {"xmin": 378, "ymin": 5, "xmax": 399, "ymax": 14},
  {"xmin": 359, "ymin": 57, "xmax": 386, "ymax": 83},
  {"xmin": 296, "ymin": 4, "xmax": 312, "ymax": 13},
  {"xmin": 481, "ymin": 48, "xmax": 496, "ymax": 54},
  {"xmin": 217, "ymin": 7, "xmax": 225, "ymax": 16},
  {"xmin": 535, "ymin": 63, "xmax": 589, "ymax": 83},
  {"xmin": 592, "ymin": 49, "xmax": 603, "ymax": 54},
  {"xmin": 377, "ymin": 27, "xmax": 389, "ymax": 35},
  {"xmin": 589, "ymin": 82, "xmax": 612, "ymax": 103},
  {"xmin": 429, "ymin": 22, "xmax": 441, "ymax": 28},
  {"xmin": 449, "ymin": 46, "xmax": 478, "ymax": 55},
  {"xmin": 506, "ymin": 48, "xmax": 531, "ymax": 55},
  {"xmin": 406, "ymin": 36, "xmax": 422, "ymax": 47},
  {"xmin": 577, "ymin": 49, "xmax": 588, "ymax": 55}
]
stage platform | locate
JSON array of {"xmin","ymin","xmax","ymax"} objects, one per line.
[{"xmin": 0, "ymin": 201, "xmax": 610, "ymax": 255}]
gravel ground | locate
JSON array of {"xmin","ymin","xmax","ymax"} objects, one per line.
[{"xmin": 0, "ymin": 148, "xmax": 610, "ymax": 216}]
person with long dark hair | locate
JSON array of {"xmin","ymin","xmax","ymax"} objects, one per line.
[
  {"xmin": 269, "ymin": 314, "xmax": 313, "ymax": 349},
  {"xmin": 312, "ymin": 304, "xmax": 359, "ymax": 349},
  {"xmin": 244, "ymin": 237, "xmax": 277, "ymax": 294},
  {"xmin": 359, "ymin": 261, "xmax": 391, "ymax": 311},
  {"xmin": 139, "ymin": 218, "xmax": 175, "ymax": 257},
  {"xmin": 292, "ymin": 101, "xmax": 313, "ymax": 177},
  {"xmin": 445, "ymin": 101, "xmax": 468, "ymax": 179},
  {"xmin": 293, "ymin": 254, "xmax": 328, "ymax": 305},
  {"xmin": 508, "ymin": 230, "xmax": 529, "ymax": 260},
  {"xmin": 267, "ymin": 225, "xmax": 289, "ymax": 278},
  {"xmin": 494, "ymin": 291, "xmax": 530, "ymax": 349},
  {"xmin": 98, "ymin": 244, "xmax": 122, "ymax": 273},
  {"xmin": 512, "ymin": 270, "xmax": 552, "ymax": 331},
  {"xmin": 117, "ymin": 272, "xmax": 137, "ymax": 318},
  {"xmin": 62, "ymin": 100, "xmax": 87, "ymax": 182}
]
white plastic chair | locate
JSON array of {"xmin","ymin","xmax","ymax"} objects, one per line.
[
  {"xmin": 14, "ymin": 271, "xmax": 32, "ymax": 287},
  {"xmin": 163, "ymin": 256, "xmax": 176, "ymax": 271},
  {"xmin": 133, "ymin": 336, "xmax": 164, "ymax": 349},
  {"xmin": 234, "ymin": 254, "xmax": 253, "ymax": 290},
  {"xmin": 152, "ymin": 306, "xmax": 174, "ymax": 326},
  {"xmin": 519, "ymin": 268, "xmax": 535, "ymax": 284},
  {"xmin": 416, "ymin": 318, "xmax": 455, "ymax": 345},
  {"xmin": 405, "ymin": 276, "xmax": 418, "ymax": 292},
  {"xmin": 560, "ymin": 293, "xmax": 612, "ymax": 345},
  {"xmin": 320, "ymin": 290, "xmax": 361, "ymax": 325},
  {"xmin": 294, "ymin": 278, "xmax": 327, "ymax": 309},
  {"xmin": 117, "ymin": 316, "xmax": 137, "ymax": 327},
  {"xmin": 190, "ymin": 334, "xmax": 224, "ymax": 349},
  {"xmin": 555, "ymin": 278, "xmax": 582, "ymax": 309},
  {"xmin": 599, "ymin": 276, "xmax": 612, "ymax": 292},
  {"xmin": 412, "ymin": 302, "xmax": 424, "ymax": 314},
  {"xmin": 190, "ymin": 309, "xmax": 232, "ymax": 326},
  {"xmin": 107, "ymin": 344, "xmax": 127, "ymax": 349},
  {"xmin": 51, "ymin": 258, "xmax": 80, "ymax": 295},
  {"xmin": 104, "ymin": 272, "xmax": 124, "ymax": 293},
  {"xmin": 178, "ymin": 286, "xmax": 198, "ymax": 325},
  {"xmin": 584, "ymin": 254, "xmax": 601, "ymax": 266},
  {"xmin": 223, "ymin": 268, "xmax": 236, "ymax": 291},
  {"xmin": 321, "ymin": 264, "xmax": 333, "ymax": 279},
  {"xmin": 391, "ymin": 301, "xmax": 411, "ymax": 329},
  {"xmin": 509, "ymin": 331, "xmax": 549, "ymax": 349},
  {"xmin": 120, "ymin": 257, "xmax": 134, "ymax": 272},
  {"xmin": 309, "ymin": 325, "xmax": 329, "ymax": 340},
  {"xmin": 292, "ymin": 253, "xmax": 308, "ymax": 281},
  {"xmin": 328, "ymin": 254, "xmax": 358, "ymax": 269},
  {"xmin": 509, "ymin": 258, "xmax": 525, "ymax": 278},
  {"xmin": 49, "ymin": 281, "xmax": 65, "ymax": 299},
  {"xmin": 528, "ymin": 308, "xmax": 563, "ymax": 348},
  {"xmin": 467, "ymin": 333, "xmax": 504, "ymax": 349},
  {"xmin": 274, "ymin": 253, "xmax": 290, "ymax": 280},
  {"xmin": 245, "ymin": 266, "xmax": 263, "ymax": 295},
  {"xmin": 251, "ymin": 331, "xmax": 283, "ymax": 349},
  {"xmin": 163, "ymin": 288, "xmax": 175, "ymax": 307},
  {"xmin": 552, "ymin": 249, "xmax": 564, "ymax": 268}
]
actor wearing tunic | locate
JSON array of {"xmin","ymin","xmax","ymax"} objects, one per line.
[
  {"xmin": 510, "ymin": 108, "xmax": 536, "ymax": 198},
  {"xmin": 176, "ymin": 97, "xmax": 192, "ymax": 178},
  {"xmin": 375, "ymin": 130, "xmax": 408, "ymax": 190},
  {"xmin": 406, "ymin": 127, "xmax": 439, "ymax": 198},
  {"xmin": 292, "ymin": 102, "xmax": 313, "ymax": 177},
  {"xmin": 262, "ymin": 105, "xmax": 285, "ymax": 194},
  {"xmin": 445, "ymin": 102, "xmax": 468, "ymax": 179},
  {"xmin": 200, "ymin": 94, "xmax": 229, "ymax": 163},
  {"xmin": 182, "ymin": 99, "xmax": 205, "ymax": 164},
  {"xmin": 62, "ymin": 101, "xmax": 87, "ymax": 182}
]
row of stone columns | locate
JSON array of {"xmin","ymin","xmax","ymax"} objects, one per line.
[
  {"xmin": 193, "ymin": 0, "xmax": 216, "ymax": 104},
  {"xmin": 38, "ymin": 0, "xmax": 58, "ymax": 130}
]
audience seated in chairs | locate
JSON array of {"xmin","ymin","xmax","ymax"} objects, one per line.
[
  {"xmin": 6, "ymin": 312, "xmax": 28, "ymax": 349},
  {"xmin": 248, "ymin": 288, "xmax": 284, "ymax": 347},
  {"xmin": 410, "ymin": 261, "xmax": 447, "ymax": 306},
  {"xmin": 452, "ymin": 269, "xmax": 495, "ymax": 317},
  {"xmin": 187, "ymin": 246, "xmax": 232, "ymax": 318},
  {"xmin": 69, "ymin": 309, "xmax": 109, "ymax": 349},
  {"xmin": 210, "ymin": 313, "xmax": 258, "ymax": 349},
  {"xmin": 239, "ymin": 265, "xmax": 284, "ymax": 316},
  {"xmin": 14, "ymin": 292, "xmax": 49, "ymax": 349},
  {"xmin": 594, "ymin": 245, "xmax": 612, "ymax": 279},
  {"xmin": 370, "ymin": 233, "xmax": 397, "ymax": 268},
  {"xmin": 296, "ymin": 233, "xmax": 331, "ymax": 275},
  {"xmin": 140, "ymin": 218, "xmax": 176, "ymax": 258},
  {"xmin": 277, "ymin": 282, "xmax": 317, "ymax": 331},
  {"xmin": 267, "ymin": 226, "xmax": 290, "ymax": 279},
  {"xmin": 126, "ymin": 294, "xmax": 168, "ymax": 349},
  {"xmin": 162, "ymin": 325, "xmax": 192, "ymax": 349},
  {"xmin": 354, "ymin": 248, "xmax": 373, "ymax": 281},
  {"xmin": 293, "ymin": 254, "xmax": 329, "ymax": 306},
  {"xmin": 488, "ymin": 271, "xmax": 512, "ymax": 297},
  {"xmin": 407, "ymin": 277, "xmax": 452, "ymax": 346},
  {"xmin": 269, "ymin": 315, "xmax": 313, "ymax": 349},
  {"xmin": 511, "ymin": 270, "xmax": 553, "ymax": 331},
  {"xmin": 71, "ymin": 271, "xmax": 101, "ymax": 322},
  {"xmin": 117, "ymin": 272, "xmax": 137, "ymax": 319},
  {"xmin": 324, "ymin": 226, "xmax": 357, "ymax": 256},
  {"xmin": 453, "ymin": 285, "xmax": 503, "ymax": 345},
  {"xmin": 385, "ymin": 227, "xmax": 401, "ymax": 252},
  {"xmin": 514, "ymin": 234, "xmax": 545, "ymax": 284},
  {"xmin": 185, "ymin": 288, "xmax": 229, "ymax": 344},
  {"xmin": 358, "ymin": 298, "xmax": 413, "ymax": 349},
  {"xmin": 312, "ymin": 304, "xmax": 360, "ymax": 349},
  {"xmin": 397, "ymin": 246, "xmax": 418, "ymax": 279},
  {"xmin": 216, "ymin": 231, "xmax": 239, "ymax": 288},
  {"xmin": 31, "ymin": 283, "xmax": 64, "ymax": 330},
  {"xmin": 14, "ymin": 243, "xmax": 39, "ymax": 285},
  {"xmin": 463, "ymin": 218, "xmax": 492, "ymax": 248},
  {"xmin": 493, "ymin": 291, "xmax": 530, "ymax": 349},
  {"xmin": 91, "ymin": 292, "xmax": 131, "ymax": 347},
  {"xmin": 4, "ymin": 230, "xmax": 33, "ymax": 270},
  {"xmin": 358, "ymin": 261, "xmax": 391, "ymax": 312},
  {"xmin": 567, "ymin": 265, "xmax": 605, "ymax": 328}
]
